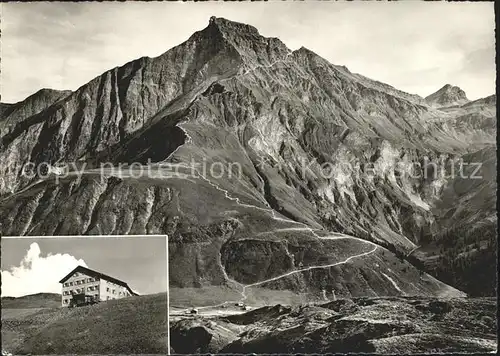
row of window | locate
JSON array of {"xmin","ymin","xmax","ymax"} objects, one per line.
[
  {"xmin": 62, "ymin": 295, "xmax": 117, "ymax": 304},
  {"xmin": 63, "ymin": 277, "xmax": 96, "ymax": 287},
  {"xmin": 63, "ymin": 286, "xmax": 99, "ymax": 295},
  {"xmin": 62, "ymin": 286, "xmax": 129, "ymax": 296},
  {"xmin": 62, "ymin": 294, "xmax": 99, "ymax": 304},
  {"xmin": 105, "ymin": 287, "xmax": 128, "ymax": 296}
]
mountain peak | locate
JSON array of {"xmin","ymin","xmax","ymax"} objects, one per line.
[
  {"xmin": 425, "ymin": 84, "xmax": 469, "ymax": 107},
  {"xmin": 206, "ymin": 16, "xmax": 261, "ymax": 38}
]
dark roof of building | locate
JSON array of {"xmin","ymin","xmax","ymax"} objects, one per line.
[{"xmin": 59, "ymin": 265, "xmax": 138, "ymax": 296}]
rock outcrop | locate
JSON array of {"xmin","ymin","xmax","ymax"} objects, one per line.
[{"xmin": 170, "ymin": 297, "xmax": 497, "ymax": 354}]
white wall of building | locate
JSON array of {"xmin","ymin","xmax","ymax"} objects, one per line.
[
  {"xmin": 99, "ymin": 279, "xmax": 131, "ymax": 301},
  {"xmin": 61, "ymin": 271, "xmax": 133, "ymax": 307}
]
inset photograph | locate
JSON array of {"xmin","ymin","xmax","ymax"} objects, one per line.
[
  {"xmin": 1, "ymin": 235, "xmax": 169, "ymax": 355},
  {"xmin": 0, "ymin": 1, "xmax": 496, "ymax": 355}
]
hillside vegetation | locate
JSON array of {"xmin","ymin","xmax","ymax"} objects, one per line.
[{"xmin": 2, "ymin": 293, "xmax": 168, "ymax": 355}]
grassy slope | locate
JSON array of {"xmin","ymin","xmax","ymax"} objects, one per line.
[
  {"xmin": 1, "ymin": 293, "xmax": 61, "ymax": 309},
  {"xmin": 170, "ymin": 286, "xmax": 243, "ymax": 308},
  {"xmin": 2, "ymin": 293, "xmax": 168, "ymax": 355}
]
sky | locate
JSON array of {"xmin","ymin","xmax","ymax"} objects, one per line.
[
  {"xmin": 1, "ymin": 236, "xmax": 168, "ymax": 297},
  {"xmin": 0, "ymin": 2, "xmax": 495, "ymax": 103}
]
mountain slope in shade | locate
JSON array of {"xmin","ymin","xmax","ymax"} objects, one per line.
[
  {"xmin": 0, "ymin": 17, "xmax": 495, "ymax": 300},
  {"xmin": 0, "ymin": 89, "xmax": 72, "ymax": 135},
  {"xmin": 425, "ymin": 84, "xmax": 469, "ymax": 108}
]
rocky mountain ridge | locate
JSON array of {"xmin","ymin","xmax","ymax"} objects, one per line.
[
  {"xmin": 425, "ymin": 84, "xmax": 470, "ymax": 108},
  {"xmin": 0, "ymin": 17, "xmax": 496, "ymax": 300}
]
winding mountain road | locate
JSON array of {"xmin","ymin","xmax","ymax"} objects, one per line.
[
  {"xmin": 162, "ymin": 132, "xmax": 382, "ymax": 308},
  {"xmin": 2, "ymin": 140, "xmax": 385, "ymax": 311},
  {"xmin": 240, "ymin": 243, "xmax": 378, "ymax": 301}
]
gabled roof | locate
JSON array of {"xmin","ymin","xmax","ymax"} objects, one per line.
[{"xmin": 59, "ymin": 265, "xmax": 138, "ymax": 296}]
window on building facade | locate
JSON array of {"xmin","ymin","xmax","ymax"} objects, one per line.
[{"xmin": 106, "ymin": 287, "xmax": 110, "ymax": 292}]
